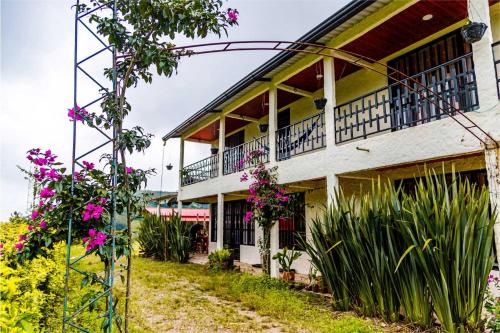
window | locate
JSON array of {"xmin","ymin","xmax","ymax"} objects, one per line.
[
  {"xmin": 279, "ymin": 192, "xmax": 306, "ymax": 250},
  {"xmin": 210, "ymin": 203, "xmax": 217, "ymax": 242}
]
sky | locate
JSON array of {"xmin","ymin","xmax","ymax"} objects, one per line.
[{"xmin": 0, "ymin": 0, "xmax": 350, "ymax": 221}]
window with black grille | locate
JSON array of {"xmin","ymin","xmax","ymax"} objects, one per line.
[
  {"xmin": 210, "ymin": 203, "xmax": 217, "ymax": 242},
  {"xmin": 279, "ymin": 192, "xmax": 306, "ymax": 250}
]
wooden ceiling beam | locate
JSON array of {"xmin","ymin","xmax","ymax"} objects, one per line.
[{"xmin": 277, "ymin": 83, "xmax": 313, "ymax": 98}]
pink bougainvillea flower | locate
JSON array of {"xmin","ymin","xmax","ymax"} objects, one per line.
[
  {"xmin": 0, "ymin": 243, "xmax": 3, "ymax": 249},
  {"xmin": 88, "ymin": 228, "xmax": 96, "ymax": 238},
  {"xmin": 31, "ymin": 211, "xmax": 39, "ymax": 220},
  {"xmin": 39, "ymin": 220, "xmax": 47, "ymax": 229},
  {"xmin": 73, "ymin": 171, "xmax": 84, "ymax": 182},
  {"xmin": 15, "ymin": 243, "xmax": 24, "ymax": 250},
  {"xmin": 47, "ymin": 168, "xmax": 62, "ymax": 181},
  {"xmin": 244, "ymin": 211, "xmax": 253, "ymax": 223},
  {"xmin": 91, "ymin": 205, "xmax": 103, "ymax": 220},
  {"xmin": 33, "ymin": 157, "xmax": 48, "ymax": 166},
  {"xmin": 99, "ymin": 197, "xmax": 107, "ymax": 205},
  {"xmin": 84, "ymin": 229, "xmax": 107, "ymax": 251},
  {"xmin": 27, "ymin": 225, "xmax": 34, "ymax": 231},
  {"xmin": 240, "ymin": 173, "xmax": 248, "ymax": 182},
  {"xmin": 40, "ymin": 187, "xmax": 55, "ymax": 198},
  {"xmin": 82, "ymin": 161, "xmax": 94, "ymax": 170},
  {"xmin": 67, "ymin": 105, "xmax": 88, "ymax": 122},
  {"xmin": 19, "ymin": 234, "xmax": 27, "ymax": 241},
  {"xmin": 227, "ymin": 8, "xmax": 238, "ymax": 22},
  {"xmin": 125, "ymin": 167, "xmax": 133, "ymax": 174}
]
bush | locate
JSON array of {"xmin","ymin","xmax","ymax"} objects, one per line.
[
  {"xmin": 208, "ymin": 248, "xmax": 232, "ymax": 271},
  {"xmin": 302, "ymin": 171, "xmax": 495, "ymax": 332},
  {"xmin": 137, "ymin": 212, "xmax": 191, "ymax": 263},
  {"xmin": 0, "ymin": 218, "xmax": 65, "ymax": 332}
]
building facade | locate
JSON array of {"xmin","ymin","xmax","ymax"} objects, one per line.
[{"xmin": 163, "ymin": 0, "xmax": 500, "ymax": 277}]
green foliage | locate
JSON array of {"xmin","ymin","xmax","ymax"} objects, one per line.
[
  {"xmin": 0, "ymin": 219, "xmax": 65, "ymax": 332},
  {"xmin": 207, "ymin": 248, "xmax": 232, "ymax": 271},
  {"xmin": 272, "ymin": 247, "xmax": 302, "ymax": 272},
  {"xmin": 137, "ymin": 212, "xmax": 191, "ymax": 263},
  {"xmin": 302, "ymin": 171, "xmax": 495, "ymax": 331}
]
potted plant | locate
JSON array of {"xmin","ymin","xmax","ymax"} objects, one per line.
[
  {"xmin": 208, "ymin": 248, "xmax": 233, "ymax": 271},
  {"xmin": 166, "ymin": 163, "xmax": 173, "ymax": 170},
  {"xmin": 210, "ymin": 147, "xmax": 219, "ymax": 155},
  {"xmin": 313, "ymin": 98, "xmax": 327, "ymax": 110},
  {"xmin": 272, "ymin": 247, "xmax": 302, "ymax": 282},
  {"xmin": 461, "ymin": 21, "xmax": 487, "ymax": 43},
  {"xmin": 258, "ymin": 123, "xmax": 269, "ymax": 133}
]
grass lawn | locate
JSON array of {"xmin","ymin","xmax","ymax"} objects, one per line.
[{"xmin": 94, "ymin": 257, "xmax": 399, "ymax": 333}]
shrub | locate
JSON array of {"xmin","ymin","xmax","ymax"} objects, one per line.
[
  {"xmin": 0, "ymin": 218, "xmax": 65, "ymax": 332},
  {"xmin": 137, "ymin": 212, "xmax": 191, "ymax": 263},
  {"xmin": 208, "ymin": 248, "xmax": 232, "ymax": 271},
  {"xmin": 302, "ymin": 171, "xmax": 495, "ymax": 331}
]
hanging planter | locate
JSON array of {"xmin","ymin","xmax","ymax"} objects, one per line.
[
  {"xmin": 166, "ymin": 163, "xmax": 173, "ymax": 170},
  {"xmin": 461, "ymin": 21, "xmax": 487, "ymax": 43},
  {"xmin": 314, "ymin": 98, "xmax": 327, "ymax": 110},
  {"xmin": 259, "ymin": 123, "xmax": 269, "ymax": 133},
  {"xmin": 210, "ymin": 147, "xmax": 219, "ymax": 155}
]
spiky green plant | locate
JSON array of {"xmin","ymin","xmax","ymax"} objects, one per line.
[
  {"xmin": 137, "ymin": 212, "xmax": 192, "ymax": 263},
  {"xmin": 303, "ymin": 170, "xmax": 495, "ymax": 331}
]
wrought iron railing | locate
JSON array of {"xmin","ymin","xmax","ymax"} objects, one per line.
[
  {"xmin": 334, "ymin": 53, "xmax": 478, "ymax": 144},
  {"xmin": 181, "ymin": 154, "xmax": 219, "ymax": 186},
  {"xmin": 223, "ymin": 135, "xmax": 269, "ymax": 175},
  {"xmin": 493, "ymin": 41, "xmax": 500, "ymax": 99},
  {"xmin": 276, "ymin": 112, "xmax": 326, "ymax": 161}
]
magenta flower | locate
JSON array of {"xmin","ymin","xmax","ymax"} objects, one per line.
[
  {"xmin": 244, "ymin": 211, "xmax": 253, "ymax": 223},
  {"xmin": 227, "ymin": 8, "xmax": 238, "ymax": 22},
  {"xmin": 82, "ymin": 203, "xmax": 104, "ymax": 221},
  {"xmin": 68, "ymin": 105, "xmax": 88, "ymax": 122},
  {"xmin": 88, "ymin": 228, "xmax": 96, "ymax": 238},
  {"xmin": 47, "ymin": 169, "xmax": 62, "ymax": 181},
  {"xmin": 82, "ymin": 161, "xmax": 94, "ymax": 170},
  {"xmin": 27, "ymin": 225, "xmax": 34, "ymax": 231},
  {"xmin": 125, "ymin": 167, "xmax": 133, "ymax": 174},
  {"xmin": 15, "ymin": 243, "xmax": 24, "ymax": 250},
  {"xmin": 84, "ymin": 229, "xmax": 107, "ymax": 251},
  {"xmin": 40, "ymin": 187, "xmax": 55, "ymax": 198},
  {"xmin": 0, "ymin": 243, "xmax": 3, "ymax": 249},
  {"xmin": 39, "ymin": 220, "xmax": 47, "ymax": 229},
  {"xmin": 33, "ymin": 157, "xmax": 48, "ymax": 166},
  {"xmin": 99, "ymin": 197, "xmax": 107, "ymax": 205},
  {"xmin": 19, "ymin": 234, "xmax": 27, "ymax": 241},
  {"xmin": 31, "ymin": 211, "xmax": 39, "ymax": 220},
  {"xmin": 240, "ymin": 173, "xmax": 248, "ymax": 182}
]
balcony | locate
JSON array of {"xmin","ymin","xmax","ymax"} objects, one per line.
[
  {"xmin": 181, "ymin": 155, "xmax": 218, "ymax": 186},
  {"xmin": 276, "ymin": 111, "xmax": 326, "ymax": 161},
  {"xmin": 334, "ymin": 53, "xmax": 478, "ymax": 144},
  {"xmin": 223, "ymin": 135, "xmax": 270, "ymax": 175}
]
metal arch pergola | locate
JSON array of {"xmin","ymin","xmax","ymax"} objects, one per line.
[{"xmin": 64, "ymin": 5, "xmax": 497, "ymax": 332}]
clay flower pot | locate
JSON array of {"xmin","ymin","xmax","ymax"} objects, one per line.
[{"xmin": 281, "ymin": 270, "xmax": 296, "ymax": 282}]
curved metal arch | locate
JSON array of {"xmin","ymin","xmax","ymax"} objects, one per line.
[{"xmin": 159, "ymin": 40, "xmax": 496, "ymax": 148}]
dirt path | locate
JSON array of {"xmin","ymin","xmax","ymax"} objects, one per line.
[{"xmin": 128, "ymin": 266, "xmax": 290, "ymax": 333}]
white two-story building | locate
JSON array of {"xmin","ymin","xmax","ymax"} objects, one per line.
[{"xmin": 163, "ymin": 0, "xmax": 500, "ymax": 277}]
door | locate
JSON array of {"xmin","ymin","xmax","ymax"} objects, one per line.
[
  {"xmin": 388, "ymin": 29, "xmax": 472, "ymax": 129},
  {"xmin": 223, "ymin": 199, "xmax": 255, "ymax": 260},
  {"xmin": 224, "ymin": 130, "xmax": 245, "ymax": 174},
  {"xmin": 276, "ymin": 109, "xmax": 291, "ymax": 161}
]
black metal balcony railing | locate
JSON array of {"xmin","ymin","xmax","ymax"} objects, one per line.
[
  {"xmin": 334, "ymin": 53, "xmax": 478, "ymax": 144},
  {"xmin": 181, "ymin": 154, "xmax": 218, "ymax": 186},
  {"xmin": 493, "ymin": 41, "xmax": 500, "ymax": 99},
  {"xmin": 276, "ymin": 111, "xmax": 326, "ymax": 161},
  {"xmin": 223, "ymin": 135, "xmax": 269, "ymax": 175}
]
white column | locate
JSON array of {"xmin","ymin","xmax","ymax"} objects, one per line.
[
  {"xmin": 326, "ymin": 173, "xmax": 340, "ymax": 206},
  {"xmin": 469, "ymin": 0, "xmax": 498, "ymax": 111},
  {"xmin": 218, "ymin": 115, "xmax": 225, "ymax": 177},
  {"xmin": 156, "ymin": 200, "xmax": 161, "ymax": 217},
  {"xmin": 177, "ymin": 200, "xmax": 183, "ymax": 217},
  {"xmin": 268, "ymin": 86, "xmax": 278, "ymax": 165},
  {"xmin": 323, "ymin": 56, "xmax": 337, "ymax": 148},
  {"xmin": 178, "ymin": 138, "xmax": 185, "ymax": 189},
  {"xmin": 270, "ymin": 222, "xmax": 280, "ymax": 278},
  {"xmin": 485, "ymin": 142, "xmax": 500, "ymax": 264},
  {"xmin": 216, "ymin": 193, "xmax": 224, "ymax": 249}
]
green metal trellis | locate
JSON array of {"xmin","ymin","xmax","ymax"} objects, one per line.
[{"xmin": 62, "ymin": 1, "xmax": 118, "ymax": 332}]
